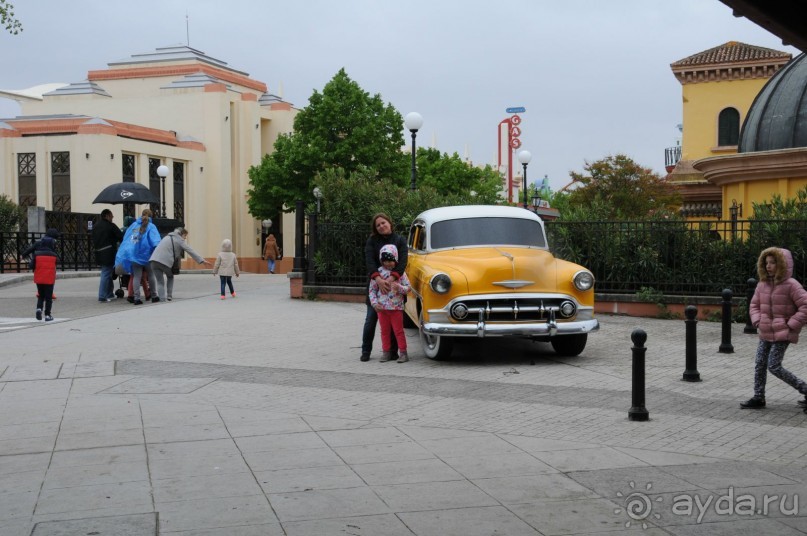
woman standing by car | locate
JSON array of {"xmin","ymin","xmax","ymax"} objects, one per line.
[{"xmin": 360, "ymin": 213, "xmax": 408, "ymax": 362}]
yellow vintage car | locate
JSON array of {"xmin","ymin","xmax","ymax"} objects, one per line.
[{"xmin": 404, "ymin": 205, "xmax": 598, "ymax": 359}]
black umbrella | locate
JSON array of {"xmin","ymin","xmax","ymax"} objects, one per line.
[{"xmin": 92, "ymin": 182, "xmax": 160, "ymax": 205}]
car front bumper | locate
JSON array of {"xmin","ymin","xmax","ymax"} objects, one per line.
[{"xmin": 422, "ymin": 317, "xmax": 599, "ymax": 338}]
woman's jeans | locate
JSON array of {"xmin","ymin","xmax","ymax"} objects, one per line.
[
  {"xmin": 131, "ymin": 263, "xmax": 155, "ymax": 301},
  {"xmin": 149, "ymin": 260, "xmax": 174, "ymax": 301},
  {"xmin": 98, "ymin": 264, "xmax": 115, "ymax": 300}
]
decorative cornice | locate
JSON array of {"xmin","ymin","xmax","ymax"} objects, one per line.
[
  {"xmin": 693, "ymin": 148, "xmax": 807, "ymax": 185},
  {"xmin": 671, "ymin": 42, "xmax": 791, "ymax": 85},
  {"xmin": 1, "ymin": 116, "xmax": 205, "ymax": 151},
  {"xmin": 88, "ymin": 64, "xmax": 267, "ymax": 93}
]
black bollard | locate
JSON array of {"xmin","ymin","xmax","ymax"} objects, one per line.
[
  {"xmin": 628, "ymin": 329, "xmax": 649, "ymax": 421},
  {"xmin": 683, "ymin": 305, "xmax": 701, "ymax": 382},
  {"xmin": 744, "ymin": 278, "xmax": 758, "ymax": 334},
  {"xmin": 719, "ymin": 288, "xmax": 734, "ymax": 354}
]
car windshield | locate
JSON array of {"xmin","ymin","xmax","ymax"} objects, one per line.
[{"xmin": 430, "ymin": 217, "xmax": 547, "ymax": 249}]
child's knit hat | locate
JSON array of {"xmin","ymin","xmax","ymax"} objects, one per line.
[{"xmin": 380, "ymin": 244, "xmax": 398, "ymax": 262}]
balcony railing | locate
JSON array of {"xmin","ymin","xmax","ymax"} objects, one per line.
[{"xmin": 665, "ymin": 145, "xmax": 682, "ymax": 170}]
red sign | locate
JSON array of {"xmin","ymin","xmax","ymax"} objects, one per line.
[
  {"xmin": 511, "ymin": 126, "xmax": 521, "ymax": 137},
  {"xmin": 510, "ymin": 138, "xmax": 522, "ymax": 149},
  {"xmin": 510, "ymin": 115, "xmax": 521, "ymax": 125}
]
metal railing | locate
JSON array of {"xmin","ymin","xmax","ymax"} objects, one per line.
[
  {"xmin": 665, "ymin": 145, "xmax": 682, "ymax": 169},
  {"xmin": 302, "ymin": 216, "xmax": 807, "ymax": 297},
  {"xmin": 1, "ymin": 232, "xmax": 97, "ymax": 273}
]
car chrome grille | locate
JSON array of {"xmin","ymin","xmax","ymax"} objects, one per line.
[{"xmin": 449, "ymin": 298, "xmax": 576, "ymax": 322}]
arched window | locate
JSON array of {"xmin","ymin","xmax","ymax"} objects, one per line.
[{"xmin": 718, "ymin": 107, "xmax": 740, "ymax": 146}]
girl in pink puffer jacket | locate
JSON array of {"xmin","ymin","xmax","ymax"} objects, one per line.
[{"xmin": 741, "ymin": 247, "xmax": 807, "ymax": 409}]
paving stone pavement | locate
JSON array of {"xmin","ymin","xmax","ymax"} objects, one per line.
[{"xmin": 3, "ymin": 272, "xmax": 807, "ymax": 534}]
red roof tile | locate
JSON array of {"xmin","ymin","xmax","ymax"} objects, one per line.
[{"xmin": 671, "ymin": 41, "xmax": 791, "ymax": 67}]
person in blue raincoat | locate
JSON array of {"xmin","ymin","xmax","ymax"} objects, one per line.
[{"xmin": 114, "ymin": 208, "xmax": 161, "ymax": 305}]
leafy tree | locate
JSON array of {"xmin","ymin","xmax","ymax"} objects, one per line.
[
  {"xmin": 0, "ymin": 0, "xmax": 22, "ymax": 34},
  {"xmin": 247, "ymin": 69, "xmax": 407, "ymax": 217},
  {"xmin": 414, "ymin": 147, "xmax": 502, "ymax": 203},
  {"xmin": 564, "ymin": 154, "xmax": 680, "ymax": 219},
  {"xmin": 0, "ymin": 194, "xmax": 25, "ymax": 232}
]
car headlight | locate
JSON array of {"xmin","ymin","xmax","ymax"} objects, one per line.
[
  {"xmin": 430, "ymin": 273, "xmax": 452, "ymax": 294},
  {"xmin": 573, "ymin": 270, "xmax": 594, "ymax": 291}
]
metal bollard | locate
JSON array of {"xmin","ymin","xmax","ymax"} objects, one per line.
[
  {"xmin": 628, "ymin": 328, "xmax": 649, "ymax": 421},
  {"xmin": 683, "ymin": 305, "xmax": 701, "ymax": 382},
  {"xmin": 744, "ymin": 278, "xmax": 758, "ymax": 334},
  {"xmin": 719, "ymin": 288, "xmax": 734, "ymax": 353}
]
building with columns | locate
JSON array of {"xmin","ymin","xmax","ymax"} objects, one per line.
[{"xmin": 0, "ymin": 45, "xmax": 297, "ymax": 272}]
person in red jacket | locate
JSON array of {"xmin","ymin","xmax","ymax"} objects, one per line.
[
  {"xmin": 741, "ymin": 247, "xmax": 807, "ymax": 409},
  {"xmin": 31, "ymin": 235, "xmax": 59, "ymax": 322}
]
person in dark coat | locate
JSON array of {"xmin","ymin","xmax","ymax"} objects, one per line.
[
  {"xmin": 360, "ymin": 213, "xmax": 408, "ymax": 361},
  {"xmin": 31, "ymin": 235, "xmax": 59, "ymax": 321},
  {"xmin": 23, "ymin": 228, "xmax": 61, "ymax": 301},
  {"xmin": 21, "ymin": 227, "xmax": 60, "ymax": 258},
  {"xmin": 92, "ymin": 209, "xmax": 124, "ymax": 302}
]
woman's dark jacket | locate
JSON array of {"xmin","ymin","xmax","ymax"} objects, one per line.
[{"xmin": 92, "ymin": 218, "xmax": 124, "ymax": 266}]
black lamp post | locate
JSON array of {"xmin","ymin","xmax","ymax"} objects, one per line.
[
  {"xmin": 729, "ymin": 199, "xmax": 742, "ymax": 240},
  {"xmin": 156, "ymin": 164, "xmax": 169, "ymax": 218},
  {"xmin": 531, "ymin": 193, "xmax": 542, "ymax": 213},
  {"xmin": 517, "ymin": 150, "xmax": 532, "ymax": 208},
  {"xmin": 404, "ymin": 112, "xmax": 423, "ymax": 191}
]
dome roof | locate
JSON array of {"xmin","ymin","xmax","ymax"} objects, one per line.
[{"xmin": 739, "ymin": 53, "xmax": 807, "ymax": 153}]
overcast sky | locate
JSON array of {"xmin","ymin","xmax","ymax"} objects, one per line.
[{"xmin": 0, "ymin": 0, "xmax": 801, "ymax": 192}]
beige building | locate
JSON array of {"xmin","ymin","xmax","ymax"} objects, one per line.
[{"xmin": 0, "ymin": 45, "xmax": 297, "ymax": 272}]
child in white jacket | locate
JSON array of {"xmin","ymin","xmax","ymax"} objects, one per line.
[
  {"xmin": 368, "ymin": 244, "xmax": 411, "ymax": 362},
  {"xmin": 213, "ymin": 239, "xmax": 240, "ymax": 299}
]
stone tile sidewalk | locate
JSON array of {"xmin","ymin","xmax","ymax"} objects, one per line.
[{"xmin": 2, "ymin": 273, "xmax": 807, "ymax": 535}]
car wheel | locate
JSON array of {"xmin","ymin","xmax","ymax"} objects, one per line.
[
  {"xmin": 550, "ymin": 334, "xmax": 588, "ymax": 357},
  {"xmin": 419, "ymin": 307, "xmax": 453, "ymax": 360}
]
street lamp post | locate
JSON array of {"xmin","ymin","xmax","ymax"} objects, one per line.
[
  {"xmin": 531, "ymin": 193, "xmax": 542, "ymax": 213},
  {"xmin": 156, "ymin": 164, "xmax": 169, "ymax": 218},
  {"xmin": 517, "ymin": 150, "xmax": 532, "ymax": 209},
  {"xmin": 404, "ymin": 112, "xmax": 423, "ymax": 191},
  {"xmin": 313, "ymin": 187, "xmax": 323, "ymax": 214}
]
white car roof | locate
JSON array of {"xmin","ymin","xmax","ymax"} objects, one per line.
[{"xmin": 414, "ymin": 205, "xmax": 543, "ymax": 226}]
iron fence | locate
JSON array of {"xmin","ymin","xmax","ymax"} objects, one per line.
[
  {"xmin": 1, "ymin": 232, "xmax": 97, "ymax": 273},
  {"xmin": 304, "ymin": 216, "xmax": 807, "ymax": 297}
]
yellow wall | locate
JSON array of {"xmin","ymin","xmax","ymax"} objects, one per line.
[{"xmin": 681, "ymin": 78, "xmax": 768, "ymax": 161}]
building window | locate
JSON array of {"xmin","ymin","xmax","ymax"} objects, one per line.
[
  {"xmin": 51, "ymin": 151, "xmax": 71, "ymax": 212},
  {"xmin": 17, "ymin": 153, "xmax": 36, "ymax": 208},
  {"xmin": 122, "ymin": 154, "xmax": 136, "ymax": 219},
  {"xmin": 173, "ymin": 161, "xmax": 185, "ymax": 223},
  {"xmin": 148, "ymin": 157, "xmax": 160, "ymax": 217},
  {"xmin": 718, "ymin": 107, "xmax": 740, "ymax": 147}
]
